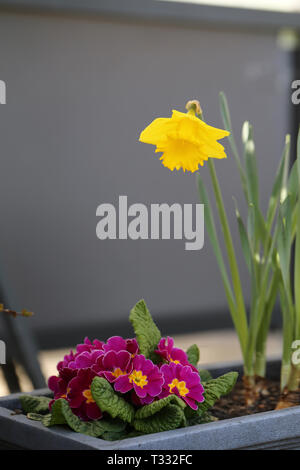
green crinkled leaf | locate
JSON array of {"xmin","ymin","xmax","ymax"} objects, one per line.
[
  {"xmin": 27, "ymin": 412, "xmax": 49, "ymax": 422},
  {"xmin": 126, "ymin": 430, "xmax": 144, "ymax": 438},
  {"xmin": 135, "ymin": 395, "xmax": 185, "ymax": 420},
  {"xmin": 133, "ymin": 404, "xmax": 185, "ymax": 434},
  {"xmin": 129, "ymin": 299, "xmax": 161, "ymax": 359},
  {"xmin": 184, "ymin": 407, "xmax": 216, "ymax": 426},
  {"xmin": 42, "ymin": 414, "xmax": 54, "ymax": 427},
  {"xmin": 91, "ymin": 377, "xmax": 135, "ymax": 424},
  {"xmin": 20, "ymin": 395, "xmax": 51, "ymax": 414},
  {"xmin": 102, "ymin": 430, "xmax": 129, "ymax": 441},
  {"xmin": 43, "ymin": 399, "xmax": 67, "ymax": 427},
  {"xmin": 198, "ymin": 372, "xmax": 238, "ymax": 413},
  {"xmin": 46, "ymin": 399, "xmax": 104, "ymax": 437},
  {"xmin": 186, "ymin": 344, "xmax": 200, "ymax": 366},
  {"xmin": 198, "ymin": 369, "xmax": 212, "ymax": 382},
  {"xmin": 98, "ymin": 418, "xmax": 127, "ymax": 433}
]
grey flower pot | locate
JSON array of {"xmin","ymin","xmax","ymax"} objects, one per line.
[{"xmin": 0, "ymin": 359, "xmax": 299, "ymax": 450}]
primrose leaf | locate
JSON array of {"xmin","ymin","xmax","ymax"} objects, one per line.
[
  {"xmin": 135, "ymin": 395, "xmax": 185, "ymax": 420},
  {"xmin": 133, "ymin": 404, "xmax": 185, "ymax": 434},
  {"xmin": 198, "ymin": 372, "xmax": 238, "ymax": 413},
  {"xmin": 43, "ymin": 399, "xmax": 67, "ymax": 427},
  {"xmin": 97, "ymin": 417, "xmax": 127, "ymax": 433},
  {"xmin": 184, "ymin": 407, "xmax": 216, "ymax": 426},
  {"xmin": 91, "ymin": 377, "xmax": 135, "ymax": 424},
  {"xmin": 46, "ymin": 399, "xmax": 104, "ymax": 437},
  {"xmin": 186, "ymin": 344, "xmax": 200, "ymax": 366},
  {"xmin": 27, "ymin": 412, "xmax": 49, "ymax": 422},
  {"xmin": 198, "ymin": 369, "xmax": 212, "ymax": 382},
  {"xmin": 101, "ymin": 430, "xmax": 129, "ymax": 441},
  {"xmin": 129, "ymin": 299, "xmax": 161, "ymax": 359},
  {"xmin": 20, "ymin": 395, "xmax": 51, "ymax": 414},
  {"xmin": 42, "ymin": 414, "xmax": 55, "ymax": 427}
]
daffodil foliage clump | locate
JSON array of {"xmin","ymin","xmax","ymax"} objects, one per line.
[{"xmin": 21, "ymin": 300, "xmax": 237, "ymax": 441}]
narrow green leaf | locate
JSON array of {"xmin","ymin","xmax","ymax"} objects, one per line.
[
  {"xmin": 294, "ymin": 127, "xmax": 300, "ymax": 338},
  {"xmin": 253, "ymin": 204, "xmax": 270, "ymax": 250},
  {"xmin": 129, "ymin": 299, "xmax": 161, "ymax": 359},
  {"xmin": 234, "ymin": 199, "xmax": 252, "ymax": 271},
  {"xmin": 288, "ymin": 159, "xmax": 298, "ymax": 206},
  {"xmin": 267, "ymin": 135, "xmax": 290, "ymax": 229},
  {"xmin": 219, "ymin": 91, "xmax": 248, "ymax": 200},
  {"xmin": 243, "ymin": 122, "xmax": 259, "ymax": 207},
  {"xmin": 91, "ymin": 377, "xmax": 135, "ymax": 424},
  {"xmin": 197, "ymin": 173, "xmax": 237, "ymax": 322},
  {"xmin": 197, "ymin": 174, "xmax": 232, "ymax": 289},
  {"xmin": 207, "ymin": 160, "xmax": 248, "ymax": 361},
  {"xmin": 277, "ymin": 195, "xmax": 292, "ymax": 289},
  {"xmin": 186, "ymin": 344, "xmax": 200, "ymax": 367}
]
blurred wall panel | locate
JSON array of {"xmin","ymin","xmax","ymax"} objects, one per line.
[{"xmin": 0, "ymin": 9, "xmax": 291, "ymax": 340}]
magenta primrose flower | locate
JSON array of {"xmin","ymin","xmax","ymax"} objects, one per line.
[
  {"xmin": 93, "ymin": 350, "xmax": 133, "ymax": 384},
  {"xmin": 67, "ymin": 368, "xmax": 102, "ymax": 421},
  {"xmin": 69, "ymin": 349, "xmax": 104, "ymax": 370},
  {"xmin": 76, "ymin": 337, "xmax": 105, "ymax": 354},
  {"xmin": 156, "ymin": 336, "xmax": 189, "ymax": 365},
  {"xmin": 48, "ymin": 367, "xmax": 77, "ymax": 411},
  {"xmin": 160, "ymin": 362, "xmax": 204, "ymax": 410},
  {"xmin": 48, "ymin": 367, "xmax": 76, "ymax": 400},
  {"xmin": 56, "ymin": 338, "xmax": 104, "ymax": 372},
  {"xmin": 57, "ymin": 350, "xmax": 76, "ymax": 371},
  {"xmin": 114, "ymin": 354, "xmax": 164, "ymax": 402},
  {"xmin": 103, "ymin": 336, "xmax": 139, "ymax": 357},
  {"xmin": 130, "ymin": 390, "xmax": 157, "ymax": 406}
]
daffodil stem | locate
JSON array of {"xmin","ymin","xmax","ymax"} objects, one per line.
[{"xmin": 208, "ymin": 159, "xmax": 249, "ymax": 366}]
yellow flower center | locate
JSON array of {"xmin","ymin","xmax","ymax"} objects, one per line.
[
  {"xmin": 168, "ymin": 378, "xmax": 189, "ymax": 397},
  {"xmin": 111, "ymin": 368, "xmax": 126, "ymax": 378},
  {"xmin": 61, "ymin": 387, "xmax": 70, "ymax": 399},
  {"xmin": 82, "ymin": 388, "xmax": 95, "ymax": 404},
  {"xmin": 169, "ymin": 357, "xmax": 180, "ymax": 364},
  {"xmin": 129, "ymin": 369, "xmax": 148, "ymax": 389}
]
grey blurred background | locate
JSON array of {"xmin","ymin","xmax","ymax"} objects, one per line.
[{"xmin": 0, "ymin": 0, "xmax": 298, "ymax": 358}]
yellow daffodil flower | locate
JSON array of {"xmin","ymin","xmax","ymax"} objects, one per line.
[{"xmin": 139, "ymin": 106, "xmax": 230, "ymax": 173}]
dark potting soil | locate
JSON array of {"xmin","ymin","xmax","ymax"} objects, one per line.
[{"xmin": 211, "ymin": 379, "xmax": 281, "ymax": 420}]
